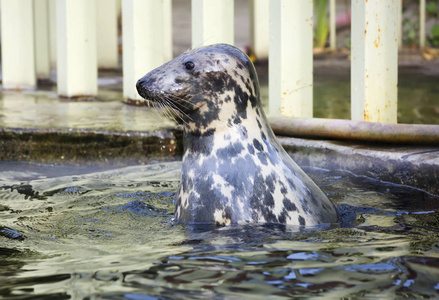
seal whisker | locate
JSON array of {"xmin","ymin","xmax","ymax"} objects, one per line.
[
  {"xmin": 150, "ymin": 99, "xmax": 166, "ymax": 119},
  {"xmin": 161, "ymin": 95, "xmax": 193, "ymax": 122},
  {"xmin": 161, "ymin": 96, "xmax": 192, "ymax": 125},
  {"xmin": 157, "ymin": 99, "xmax": 178, "ymax": 123},
  {"xmin": 161, "ymin": 91, "xmax": 195, "ymax": 107},
  {"xmin": 136, "ymin": 43, "xmax": 340, "ymax": 226},
  {"xmin": 160, "ymin": 98, "xmax": 182, "ymax": 124}
]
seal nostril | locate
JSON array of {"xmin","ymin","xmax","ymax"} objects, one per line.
[{"xmin": 136, "ymin": 79, "xmax": 146, "ymax": 96}]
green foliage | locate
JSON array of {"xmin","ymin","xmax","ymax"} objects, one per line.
[
  {"xmin": 426, "ymin": 0, "xmax": 439, "ymax": 47},
  {"xmin": 429, "ymin": 24, "xmax": 439, "ymax": 46},
  {"xmin": 344, "ymin": 33, "xmax": 351, "ymax": 49},
  {"xmin": 403, "ymin": 17, "xmax": 419, "ymax": 46},
  {"xmin": 426, "ymin": 0, "xmax": 438, "ymax": 15},
  {"xmin": 314, "ymin": 0, "xmax": 329, "ymax": 48}
]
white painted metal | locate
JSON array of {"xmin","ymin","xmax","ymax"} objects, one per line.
[
  {"xmin": 0, "ymin": 0, "xmax": 36, "ymax": 89},
  {"xmin": 48, "ymin": 0, "xmax": 57, "ymax": 70},
  {"xmin": 351, "ymin": 0, "xmax": 398, "ymax": 123},
  {"xmin": 329, "ymin": 0, "xmax": 336, "ymax": 50},
  {"xmin": 34, "ymin": 0, "xmax": 51, "ymax": 81},
  {"xmin": 419, "ymin": 0, "xmax": 426, "ymax": 48},
  {"xmin": 398, "ymin": 0, "xmax": 402, "ymax": 48},
  {"xmin": 192, "ymin": 0, "xmax": 234, "ymax": 47},
  {"xmin": 97, "ymin": 0, "xmax": 119, "ymax": 69},
  {"xmin": 122, "ymin": 0, "xmax": 166, "ymax": 101},
  {"xmin": 163, "ymin": 0, "xmax": 173, "ymax": 61},
  {"xmin": 269, "ymin": 0, "xmax": 313, "ymax": 118},
  {"xmin": 250, "ymin": 0, "xmax": 269, "ymax": 60},
  {"xmin": 56, "ymin": 0, "xmax": 97, "ymax": 97}
]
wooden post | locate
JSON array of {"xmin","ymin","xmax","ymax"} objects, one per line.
[
  {"xmin": 351, "ymin": 0, "xmax": 398, "ymax": 123},
  {"xmin": 269, "ymin": 0, "xmax": 313, "ymax": 118},
  {"xmin": 250, "ymin": 0, "xmax": 269, "ymax": 60},
  {"xmin": 56, "ymin": 0, "xmax": 97, "ymax": 98},
  {"xmin": 122, "ymin": 0, "xmax": 167, "ymax": 101},
  {"xmin": 34, "ymin": 0, "xmax": 51, "ymax": 81},
  {"xmin": 96, "ymin": 0, "xmax": 119, "ymax": 69},
  {"xmin": 191, "ymin": 0, "xmax": 234, "ymax": 47},
  {"xmin": 0, "ymin": 0, "xmax": 36, "ymax": 90}
]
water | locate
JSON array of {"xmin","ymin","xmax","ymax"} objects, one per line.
[
  {"xmin": 312, "ymin": 64, "xmax": 439, "ymax": 124},
  {"xmin": 1, "ymin": 161, "xmax": 439, "ymax": 299}
]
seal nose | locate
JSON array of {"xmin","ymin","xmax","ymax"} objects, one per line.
[{"xmin": 136, "ymin": 78, "xmax": 146, "ymax": 97}]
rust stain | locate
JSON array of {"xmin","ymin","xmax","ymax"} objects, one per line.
[
  {"xmin": 374, "ymin": 26, "xmax": 381, "ymax": 48},
  {"xmin": 364, "ymin": 110, "xmax": 371, "ymax": 122}
]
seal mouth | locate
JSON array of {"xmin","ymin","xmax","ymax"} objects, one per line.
[{"xmin": 136, "ymin": 80, "xmax": 193, "ymax": 124}]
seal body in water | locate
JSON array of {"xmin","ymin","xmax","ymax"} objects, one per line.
[{"xmin": 136, "ymin": 44, "xmax": 339, "ymax": 226}]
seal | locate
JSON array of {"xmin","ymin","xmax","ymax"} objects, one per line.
[{"xmin": 136, "ymin": 44, "xmax": 339, "ymax": 226}]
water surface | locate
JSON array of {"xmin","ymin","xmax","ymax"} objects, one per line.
[{"xmin": 1, "ymin": 161, "xmax": 438, "ymax": 299}]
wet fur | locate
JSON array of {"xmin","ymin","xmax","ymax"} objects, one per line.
[{"xmin": 137, "ymin": 44, "xmax": 339, "ymax": 226}]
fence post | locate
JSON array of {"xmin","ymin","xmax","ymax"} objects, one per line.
[
  {"xmin": 0, "ymin": 0, "xmax": 36, "ymax": 90},
  {"xmin": 419, "ymin": 0, "xmax": 426, "ymax": 48},
  {"xmin": 163, "ymin": 0, "xmax": 173, "ymax": 61},
  {"xmin": 56, "ymin": 0, "xmax": 97, "ymax": 98},
  {"xmin": 398, "ymin": 0, "xmax": 402, "ymax": 48},
  {"xmin": 48, "ymin": 0, "xmax": 57, "ymax": 71},
  {"xmin": 351, "ymin": 0, "xmax": 398, "ymax": 123},
  {"xmin": 269, "ymin": 0, "xmax": 313, "ymax": 118},
  {"xmin": 34, "ymin": 0, "xmax": 51, "ymax": 82},
  {"xmin": 192, "ymin": 0, "xmax": 234, "ymax": 47},
  {"xmin": 97, "ymin": 0, "xmax": 119, "ymax": 69},
  {"xmin": 329, "ymin": 0, "xmax": 336, "ymax": 50},
  {"xmin": 122, "ymin": 0, "xmax": 167, "ymax": 101},
  {"xmin": 250, "ymin": 0, "xmax": 269, "ymax": 60}
]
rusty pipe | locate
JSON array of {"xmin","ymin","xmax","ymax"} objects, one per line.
[{"xmin": 268, "ymin": 117, "xmax": 439, "ymax": 145}]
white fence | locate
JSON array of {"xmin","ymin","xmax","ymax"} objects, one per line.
[{"xmin": 0, "ymin": 0, "xmax": 429, "ymax": 124}]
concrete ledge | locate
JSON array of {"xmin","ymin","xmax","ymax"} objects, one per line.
[
  {"xmin": 1, "ymin": 126, "xmax": 438, "ymax": 196},
  {"xmin": 0, "ymin": 127, "xmax": 182, "ymax": 166},
  {"xmin": 280, "ymin": 137, "xmax": 439, "ymax": 196}
]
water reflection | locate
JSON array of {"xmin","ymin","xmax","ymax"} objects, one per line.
[
  {"xmin": 0, "ymin": 161, "xmax": 438, "ymax": 299},
  {"xmin": 0, "ymin": 91, "xmax": 174, "ymax": 131}
]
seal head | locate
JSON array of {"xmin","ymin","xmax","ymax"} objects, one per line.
[{"xmin": 137, "ymin": 44, "xmax": 339, "ymax": 226}]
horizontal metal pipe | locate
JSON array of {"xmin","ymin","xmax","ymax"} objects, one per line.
[{"xmin": 269, "ymin": 117, "xmax": 439, "ymax": 145}]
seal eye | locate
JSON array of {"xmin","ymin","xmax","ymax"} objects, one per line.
[{"xmin": 184, "ymin": 61, "xmax": 195, "ymax": 71}]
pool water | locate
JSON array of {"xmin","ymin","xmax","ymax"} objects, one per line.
[{"xmin": 1, "ymin": 161, "xmax": 439, "ymax": 299}]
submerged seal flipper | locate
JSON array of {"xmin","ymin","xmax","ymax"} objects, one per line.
[{"xmin": 137, "ymin": 44, "xmax": 339, "ymax": 226}]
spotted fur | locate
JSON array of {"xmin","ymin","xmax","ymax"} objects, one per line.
[{"xmin": 136, "ymin": 44, "xmax": 339, "ymax": 226}]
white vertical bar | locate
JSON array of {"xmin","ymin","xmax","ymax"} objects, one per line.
[
  {"xmin": 48, "ymin": 0, "xmax": 57, "ymax": 71},
  {"xmin": 419, "ymin": 0, "xmax": 426, "ymax": 48},
  {"xmin": 34, "ymin": 0, "xmax": 51, "ymax": 81},
  {"xmin": 192, "ymin": 0, "xmax": 234, "ymax": 47},
  {"xmin": 269, "ymin": 0, "xmax": 313, "ymax": 117},
  {"xmin": 163, "ymin": 0, "xmax": 173, "ymax": 61},
  {"xmin": 56, "ymin": 0, "xmax": 97, "ymax": 97},
  {"xmin": 0, "ymin": 0, "xmax": 36, "ymax": 89},
  {"xmin": 122, "ymin": 0, "xmax": 166, "ymax": 101},
  {"xmin": 329, "ymin": 0, "xmax": 336, "ymax": 50},
  {"xmin": 351, "ymin": 0, "xmax": 398, "ymax": 123},
  {"xmin": 250, "ymin": 0, "xmax": 269, "ymax": 60},
  {"xmin": 96, "ymin": 0, "xmax": 119, "ymax": 69},
  {"xmin": 398, "ymin": 0, "xmax": 402, "ymax": 48}
]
